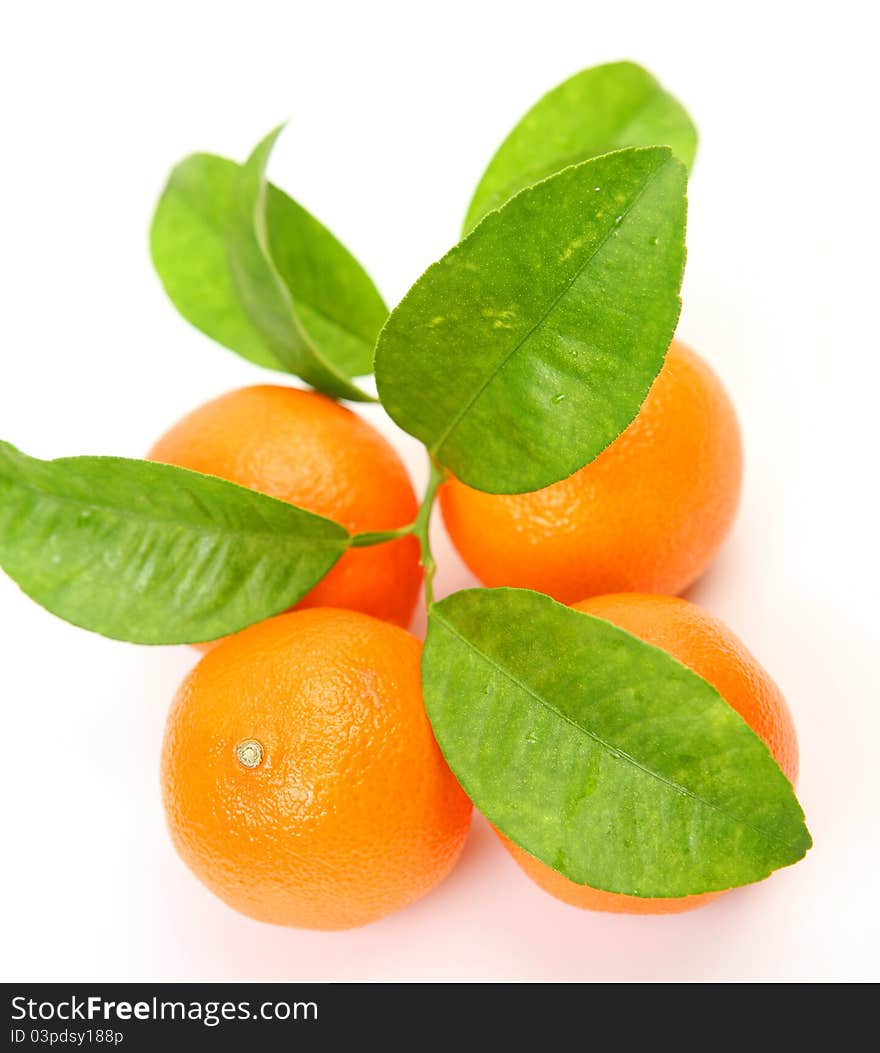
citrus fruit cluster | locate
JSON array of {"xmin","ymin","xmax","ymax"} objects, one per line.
[
  {"xmin": 0, "ymin": 61, "xmax": 810, "ymax": 931},
  {"xmin": 151, "ymin": 341, "xmax": 795, "ymax": 926}
]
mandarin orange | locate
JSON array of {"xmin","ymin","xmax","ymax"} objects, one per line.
[
  {"xmin": 440, "ymin": 341, "xmax": 742, "ymax": 601},
  {"xmin": 162, "ymin": 608, "xmax": 472, "ymax": 929}
]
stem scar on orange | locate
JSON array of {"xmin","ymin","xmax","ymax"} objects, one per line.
[
  {"xmin": 499, "ymin": 593, "xmax": 799, "ymax": 914},
  {"xmin": 148, "ymin": 385, "xmax": 422, "ymax": 647},
  {"xmin": 162, "ymin": 608, "xmax": 472, "ymax": 929},
  {"xmin": 440, "ymin": 341, "xmax": 743, "ymax": 601}
]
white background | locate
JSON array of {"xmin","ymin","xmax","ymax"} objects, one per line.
[{"xmin": 1, "ymin": 1, "xmax": 878, "ymax": 982}]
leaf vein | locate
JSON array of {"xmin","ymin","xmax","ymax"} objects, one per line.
[{"xmin": 1, "ymin": 466, "xmax": 347, "ymax": 547}]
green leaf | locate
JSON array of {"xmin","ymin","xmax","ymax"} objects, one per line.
[
  {"xmin": 150, "ymin": 146, "xmax": 386, "ymax": 393},
  {"xmin": 265, "ymin": 189, "xmax": 386, "ymax": 380},
  {"xmin": 0, "ymin": 442, "xmax": 350, "ymax": 645},
  {"xmin": 225, "ymin": 127, "xmax": 375, "ymax": 401},
  {"xmin": 150, "ymin": 153, "xmax": 281, "ymax": 370},
  {"xmin": 376, "ymin": 147, "xmax": 686, "ymax": 493},
  {"xmin": 464, "ymin": 61, "xmax": 697, "ymax": 233},
  {"xmin": 423, "ymin": 588, "xmax": 811, "ymax": 897}
]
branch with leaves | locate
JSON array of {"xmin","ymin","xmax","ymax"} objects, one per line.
[{"xmin": 0, "ymin": 61, "xmax": 810, "ymax": 901}]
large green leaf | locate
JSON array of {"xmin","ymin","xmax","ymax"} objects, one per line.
[
  {"xmin": 376, "ymin": 147, "xmax": 686, "ymax": 493},
  {"xmin": 464, "ymin": 61, "xmax": 697, "ymax": 232},
  {"xmin": 150, "ymin": 145, "xmax": 385, "ymax": 392},
  {"xmin": 0, "ymin": 442, "xmax": 349, "ymax": 644},
  {"xmin": 423, "ymin": 589, "xmax": 811, "ymax": 897},
  {"xmin": 225, "ymin": 127, "xmax": 375, "ymax": 401}
]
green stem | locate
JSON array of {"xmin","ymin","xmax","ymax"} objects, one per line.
[
  {"xmin": 349, "ymin": 456, "xmax": 444, "ymax": 606},
  {"xmin": 412, "ymin": 456, "xmax": 445, "ymax": 608}
]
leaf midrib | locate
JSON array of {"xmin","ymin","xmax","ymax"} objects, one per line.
[
  {"xmin": 433, "ymin": 157, "xmax": 666, "ymax": 462},
  {"xmin": 0, "ymin": 461, "xmax": 347, "ymax": 549},
  {"xmin": 293, "ymin": 300, "xmax": 375, "ymax": 360},
  {"xmin": 431, "ymin": 609, "xmax": 802, "ymax": 852}
]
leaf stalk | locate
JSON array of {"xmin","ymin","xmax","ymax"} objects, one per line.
[
  {"xmin": 412, "ymin": 457, "xmax": 445, "ymax": 609},
  {"xmin": 349, "ymin": 456, "xmax": 444, "ymax": 606}
]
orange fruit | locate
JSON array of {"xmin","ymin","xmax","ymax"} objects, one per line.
[
  {"xmin": 501, "ymin": 593, "xmax": 798, "ymax": 914},
  {"xmin": 148, "ymin": 385, "xmax": 422, "ymax": 645},
  {"xmin": 162, "ymin": 608, "xmax": 472, "ymax": 929},
  {"xmin": 440, "ymin": 341, "xmax": 742, "ymax": 601}
]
